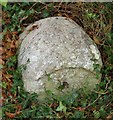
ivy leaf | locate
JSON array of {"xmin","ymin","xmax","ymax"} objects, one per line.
[
  {"xmin": 42, "ymin": 9, "xmax": 50, "ymax": 18},
  {"xmin": 93, "ymin": 110, "xmax": 100, "ymax": 119},
  {"xmin": 56, "ymin": 101, "xmax": 66, "ymax": 113},
  {"xmin": 0, "ymin": 0, "xmax": 8, "ymax": 7}
]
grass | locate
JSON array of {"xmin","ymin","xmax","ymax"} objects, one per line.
[{"xmin": 1, "ymin": 2, "xmax": 113, "ymax": 119}]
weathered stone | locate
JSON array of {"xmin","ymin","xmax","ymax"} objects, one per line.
[{"xmin": 18, "ymin": 17, "xmax": 102, "ymax": 100}]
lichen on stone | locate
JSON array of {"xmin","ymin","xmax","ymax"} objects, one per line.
[{"xmin": 18, "ymin": 17, "xmax": 103, "ymax": 100}]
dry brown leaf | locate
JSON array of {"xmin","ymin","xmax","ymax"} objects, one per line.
[
  {"xmin": 5, "ymin": 112, "xmax": 16, "ymax": 119},
  {"xmin": 5, "ymin": 74, "xmax": 13, "ymax": 79},
  {"xmin": 27, "ymin": 24, "xmax": 39, "ymax": 33},
  {"xmin": 93, "ymin": 36, "xmax": 102, "ymax": 45},
  {"xmin": 4, "ymin": 42, "xmax": 12, "ymax": 50},
  {"xmin": 57, "ymin": 13, "xmax": 63, "ymax": 16},
  {"xmin": 5, "ymin": 51, "xmax": 14, "ymax": 59},
  {"xmin": 106, "ymin": 114, "xmax": 113, "ymax": 119},
  {"xmin": 10, "ymin": 40, "xmax": 16, "ymax": 49},
  {"xmin": 74, "ymin": 107, "xmax": 85, "ymax": 111},
  {"xmin": 15, "ymin": 40, "xmax": 20, "ymax": 48},
  {"xmin": 0, "ymin": 47, "xmax": 3, "ymax": 55},
  {"xmin": 0, "ymin": 98, "xmax": 3, "ymax": 106},
  {"xmin": 15, "ymin": 105, "xmax": 22, "ymax": 111},
  {"xmin": 16, "ymin": 111, "xmax": 21, "ymax": 115},
  {"xmin": 0, "ymin": 58, "xmax": 5, "ymax": 65}
]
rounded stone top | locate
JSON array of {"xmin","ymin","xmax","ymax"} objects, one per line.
[{"xmin": 18, "ymin": 17, "xmax": 102, "ymax": 99}]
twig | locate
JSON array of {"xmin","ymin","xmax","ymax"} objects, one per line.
[
  {"xmin": 20, "ymin": 16, "xmax": 28, "ymax": 23},
  {"xmin": 87, "ymin": 95, "xmax": 101, "ymax": 107},
  {"xmin": 93, "ymin": 90, "xmax": 109, "ymax": 95},
  {"xmin": 29, "ymin": 3, "xmax": 37, "ymax": 10},
  {"xmin": 105, "ymin": 78, "xmax": 111, "ymax": 90}
]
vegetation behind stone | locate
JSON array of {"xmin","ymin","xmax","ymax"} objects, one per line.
[{"xmin": 2, "ymin": 2, "xmax": 113, "ymax": 119}]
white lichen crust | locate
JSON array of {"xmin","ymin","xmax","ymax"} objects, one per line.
[{"xmin": 18, "ymin": 17, "xmax": 102, "ymax": 99}]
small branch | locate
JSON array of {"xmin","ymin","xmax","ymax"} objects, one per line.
[
  {"xmin": 87, "ymin": 95, "xmax": 101, "ymax": 107},
  {"xmin": 93, "ymin": 90, "xmax": 109, "ymax": 95},
  {"xmin": 29, "ymin": 3, "xmax": 37, "ymax": 10}
]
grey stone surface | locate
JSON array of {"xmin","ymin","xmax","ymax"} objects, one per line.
[{"xmin": 18, "ymin": 17, "xmax": 102, "ymax": 99}]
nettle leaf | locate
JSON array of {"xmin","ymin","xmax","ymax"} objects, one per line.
[
  {"xmin": 56, "ymin": 101, "xmax": 66, "ymax": 113},
  {"xmin": 0, "ymin": 0, "xmax": 8, "ymax": 7}
]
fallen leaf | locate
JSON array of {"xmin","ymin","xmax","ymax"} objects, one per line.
[
  {"xmin": 12, "ymin": 31, "xmax": 18, "ymax": 35},
  {"xmin": 0, "ymin": 47, "xmax": 3, "ymax": 55},
  {"xmin": 5, "ymin": 73, "xmax": 13, "ymax": 79},
  {"xmin": 106, "ymin": 113, "xmax": 113, "ymax": 119},
  {"xmin": 75, "ymin": 107, "xmax": 85, "ymax": 111},
  {"xmin": 10, "ymin": 40, "xmax": 16, "ymax": 49},
  {"xmin": 93, "ymin": 36, "xmax": 102, "ymax": 45},
  {"xmin": 16, "ymin": 111, "xmax": 21, "ymax": 115},
  {"xmin": 27, "ymin": 24, "xmax": 39, "ymax": 33},
  {"xmin": 0, "ymin": 59, "xmax": 5, "ymax": 65},
  {"xmin": 49, "ymin": 103, "xmax": 58, "ymax": 108},
  {"xmin": 0, "ymin": 98, "xmax": 3, "ymax": 106},
  {"xmin": 57, "ymin": 13, "xmax": 63, "ymax": 16},
  {"xmin": 15, "ymin": 40, "xmax": 20, "ymax": 48},
  {"xmin": 5, "ymin": 112, "xmax": 16, "ymax": 119},
  {"xmin": 5, "ymin": 50, "xmax": 14, "ymax": 59},
  {"xmin": 16, "ymin": 105, "xmax": 22, "ymax": 111}
]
